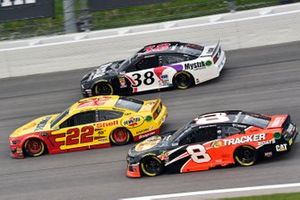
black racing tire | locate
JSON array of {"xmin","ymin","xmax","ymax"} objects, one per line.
[
  {"xmin": 234, "ymin": 146, "xmax": 257, "ymax": 166},
  {"xmin": 110, "ymin": 128, "xmax": 131, "ymax": 145},
  {"xmin": 93, "ymin": 82, "xmax": 114, "ymax": 95},
  {"xmin": 141, "ymin": 156, "xmax": 163, "ymax": 177},
  {"xmin": 24, "ymin": 138, "xmax": 46, "ymax": 157},
  {"xmin": 173, "ymin": 72, "xmax": 194, "ymax": 89}
]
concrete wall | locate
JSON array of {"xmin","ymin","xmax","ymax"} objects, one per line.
[{"xmin": 1, "ymin": 3, "xmax": 300, "ymax": 78}]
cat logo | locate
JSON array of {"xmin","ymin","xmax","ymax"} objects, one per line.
[
  {"xmin": 1, "ymin": 0, "xmax": 36, "ymax": 7},
  {"xmin": 275, "ymin": 144, "xmax": 288, "ymax": 152}
]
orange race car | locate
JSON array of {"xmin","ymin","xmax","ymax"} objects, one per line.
[
  {"xmin": 9, "ymin": 95, "xmax": 167, "ymax": 158},
  {"xmin": 126, "ymin": 110, "xmax": 298, "ymax": 177}
]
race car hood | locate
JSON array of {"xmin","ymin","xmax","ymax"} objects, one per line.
[
  {"xmin": 83, "ymin": 60, "xmax": 124, "ymax": 81},
  {"xmin": 128, "ymin": 131, "xmax": 175, "ymax": 157},
  {"xmin": 10, "ymin": 114, "xmax": 58, "ymax": 138}
]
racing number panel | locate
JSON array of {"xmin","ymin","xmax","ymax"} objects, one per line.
[
  {"xmin": 164, "ymin": 124, "xmax": 246, "ymax": 173},
  {"xmin": 50, "ymin": 110, "xmax": 121, "ymax": 151}
]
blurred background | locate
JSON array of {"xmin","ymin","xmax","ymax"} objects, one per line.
[{"xmin": 0, "ymin": 0, "xmax": 298, "ymax": 41}]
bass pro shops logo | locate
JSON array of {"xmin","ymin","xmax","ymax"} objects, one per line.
[{"xmin": 1, "ymin": 0, "xmax": 36, "ymax": 7}]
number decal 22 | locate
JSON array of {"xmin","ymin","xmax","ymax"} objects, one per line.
[
  {"xmin": 66, "ymin": 126, "xmax": 94, "ymax": 145},
  {"xmin": 186, "ymin": 144, "xmax": 211, "ymax": 163},
  {"xmin": 132, "ymin": 71, "xmax": 155, "ymax": 87}
]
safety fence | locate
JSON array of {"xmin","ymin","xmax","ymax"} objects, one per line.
[{"xmin": 0, "ymin": 0, "xmax": 298, "ymax": 41}]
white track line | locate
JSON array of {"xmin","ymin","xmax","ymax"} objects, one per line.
[{"xmin": 121, "ymin": 182, "xmax": 300, "ymax": 200}]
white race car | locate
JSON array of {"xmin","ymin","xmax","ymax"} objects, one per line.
[{"xmin": 81, "ymin": 41, "xmax": 226, "ymax": 96}]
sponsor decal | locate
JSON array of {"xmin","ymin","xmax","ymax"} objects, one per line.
[
  {"xmin": 289, "ymin": 138, "xmax": 293, "ymax": 146},
  {"xmin": 144, "ymin": 43, "xmax": 170, "ymax": 52},
  {"xmin": 269, "ymin": 116, "xmax": 285, "ymax": 127},
  {"xmin": 95, "ymin": 120, "xmax": 118, "ymax": 128},
  {"xmin": 16, "ymin": 147, "xmax": 23, "ymax": 154},
  {"xmin": 122, "ymin": 116, "xmax": 143, "ymax": 128},
  {"xmin": 205, "ymin": 60, "xmax": 212, "ymax": 66},
  {"xmin": 41, "ymin": 132, "xmax": 49, "ymax": 137},
  {"xmin": 145, "ymin": 115, "xmax": 152, "ymax": 122},
  {"xmin": 258, "ymin": 138, "xmax": 275, "ymax": 146},
  {"xmin": 136, "ymin": 128, "xmax": 150, "ymax": 134},
  {"xmin": 118, "ymin": 76, "xmax": 127, "ymax": 88},
  {"xmin": 276, "ymin": 144, "xmax": 288, "ymax": 152},
  {"xmin": 35, "ymin": 116, "xmax": 51, "ymax": 131},
  {"xmin": 78, "ymin": 96, "xmax": 111, "ymax": 108},
  {"xmin": 95, "ymin": 128, "xmax": 105, "ymax": 135},
  {"xmin": 138, "ymin": 131, "xmax": 156, "ymax": 140},
  {"xmin": 158, "ymin": 151, "xmax": 169, "ymax": 161},
  {"xmin": 211, "ymin": 140, "xmax": 223, "ymax": 148},
  {"xmin": 184, "ymin": 60, "xmax": 213, "ymax": 70},
  {"xmin": 135, "ymin": 135, "xmax": 161, "ymax": 151},
  {"xmin": 170, "ymin": 64, "xmax": 183, "ymax": 72},
  {"xmin": 264, "ymin": 151, "xmax": 273, "ymax": 157},
  {"xmin": 223, "ymin": 133, "xmax": 266, "ymax": 146},
  {"xmin": 93, "ymin": 63, "xmax": 112, "ymax": 78},
  {"xmin": 158, "ymin": 74, "xmax": 169, "ymax": 86}
]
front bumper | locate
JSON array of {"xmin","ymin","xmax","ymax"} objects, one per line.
[
  {"xmin": 81, "ymin": 83, "xmax": 93, "ymax": 97},
  {"xmin": 126, "ymin": 163, "xmax": 141, "ymax": 178},
  {"xmin": 9, "ymin": 139, "xmax": 25, "ymax": 159}
]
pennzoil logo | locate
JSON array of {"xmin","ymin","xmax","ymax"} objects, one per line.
[{"xmin": 122, "ymin": 116, "xmax": 144, "ymax": 128}]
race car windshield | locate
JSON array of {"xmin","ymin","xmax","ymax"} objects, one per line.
[
  {"xmin": 117, "ymin": 54, "xmax": 138, "ymax": 72},
  {"xmin": 115, "ymin": 97, "xmax": 143, "ymax": 112},
  {"xmin": 168, "ymin": 122, "xmax": 192, "ymax": 143},
  {"xmin": 51, "ymin": 108, "xmax": 70, "ymax": 128},
  {"xmin": 240, "ymin": 113, "xmax": 270, "ymax": 128},
  {"xmin": 178, "ymin": 43, "xmax": 204, "ymax": 57}
]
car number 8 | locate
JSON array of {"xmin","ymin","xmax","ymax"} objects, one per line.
[{"xmin": 186, "ymin": 144, "xmax": 211, "ymax": 163}]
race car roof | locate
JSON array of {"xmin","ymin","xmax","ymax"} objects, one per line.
[
  {"xmin": 137, "ymin": 41, "xmax": 204, "ymax": 56},
  {"xmin": 195, "ymin": 110, "xmax": 271, "ymax": 128},
  {"xmin": 71, "ymin": 96, "xmax": 120, "ymax": 112}
]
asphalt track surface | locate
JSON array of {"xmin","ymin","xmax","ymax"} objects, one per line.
[{"xmin": 0, "ymin": 41, "xmax": 300, "ymax": 200}]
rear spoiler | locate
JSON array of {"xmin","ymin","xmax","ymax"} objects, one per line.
[
  {"xmin": 151, "ymin": 99, "xmax": 161, "ymax": 113},
  {"xmin": 200, "ymin": 40, "xmax": 220, "ymax": 57},
  {"xmin": 267, "ymin": 114, "xmax": 290, "ymax": 129}
]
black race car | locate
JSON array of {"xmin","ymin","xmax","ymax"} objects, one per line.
[
  {"xmin": 126, "ymin": 110, "xmax": 298, "ymax": 177},
  {"xmin": 80, "ymin": 41, "xmax": 226, "ymax": 96}
]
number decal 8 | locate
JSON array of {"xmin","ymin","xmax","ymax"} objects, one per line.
[{"xmin": 186, "ymin": 144, "xmax": 211, "ymax": 163}]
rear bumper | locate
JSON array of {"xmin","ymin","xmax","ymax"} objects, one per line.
[
  {"xmin": 133, "ymin": 105, "xmax": 168, "ymax": 142},
  {"xmin": 216, "ymin": 50, "xmax": 226, "ymax": 73}
]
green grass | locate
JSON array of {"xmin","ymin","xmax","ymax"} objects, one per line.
[
  {"xmin": 221, "ymin": 192, "xmax": 300, "ymax": 200},
  {"xmin": 1, "ymin": 0, "xmax": 299, "ymax": 40}
]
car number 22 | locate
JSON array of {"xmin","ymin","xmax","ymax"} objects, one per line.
[{"xmin": 186, "ymin": 144, "xmax": 211, "ymax": 163}]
